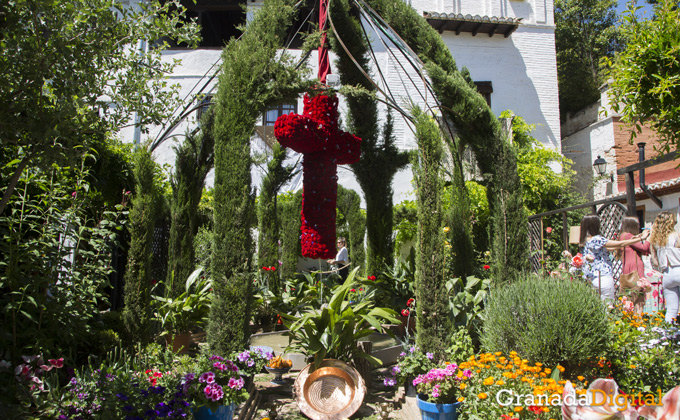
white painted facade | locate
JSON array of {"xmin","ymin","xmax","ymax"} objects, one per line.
[{"xmin": 119, "ymin": 0, "xmax": 560, "ymax": 206}]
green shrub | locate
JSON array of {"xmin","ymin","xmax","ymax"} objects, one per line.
[{"xmin": 481, "ymin": 275, "xmax": 611, "ymax": 370}]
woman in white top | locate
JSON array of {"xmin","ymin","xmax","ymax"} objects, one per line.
[
  {"xmin": 650, "ymin": 211, "xmax": 680, "ymax": 323},
  {"xmin": 327, "ymin": 237, "xmax": 349, "ymax": 280}
]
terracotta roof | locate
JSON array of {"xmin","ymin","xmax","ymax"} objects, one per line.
[{"xmin": 423, "ymin": 12, "xmax": 522, "ymax": 37}]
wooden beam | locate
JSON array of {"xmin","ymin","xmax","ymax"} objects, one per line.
[
  {"xmin": 617, "ymin": 150, "xmax": 679, "ymax": 175},
  {"xmin": 626, "ymin": 172, "xmax": 637, "ymax": 216},
  {"xmin": 454, "ymin": 21, "xmax": 463, "ymax": 35},
  {"xmin": 471, "ymin": 22, "xmax": 482, "ymax": 36},
  {"xmin": 489, "ymin": 23, "xmax": 499, "ymax": 37}
]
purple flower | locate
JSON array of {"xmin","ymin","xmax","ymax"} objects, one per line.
[
  {"xmin": 391, "ymin": 365, "xmax": 401, "ymax": 376},
  {"xmin": 426, "ymin": 352, "xmax": 433, "ymax": 360},
  {"xmin": 409, "ymin": 346, "xmax": 416, "ymax": 353},
  {"xmin": 198, "ymin": 372, "xmax": 215, "ymax": 384},
  {"xmin": 463, "ymin": 369, "xmax": 472, "ymax": 378},
  {"xmin": 383, "ymin": 377, "xmax": 397, "ymax": 387},
  {"xmin": 399, "ymin": 352, "xmax": 406, "ymax": 357},
  {"xmin": 432, "ymin": 384, "xmax": 440, "ymax": 398},
  {"xmin": 208, "ymin": 355, "xmax": 224, "ymax": 362},
  {"xmin": 183, "ymin": 373, "xmax": 195, "ymax": 383},
  {"xmin": 237, "ymin": 351, "xmax": 251, "ymax": 363},
  {"xmin": 115, "ymin": 393, "xmax": 129, "ymax": 401}
]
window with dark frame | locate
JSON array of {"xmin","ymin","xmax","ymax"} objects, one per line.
[
  {"xmin": 264, "ymin": 103, "xmax": 297, "ymax": 126},
  {"xmin": 474, "ymin": 81, "xmax": 493, "ymax": 107}
]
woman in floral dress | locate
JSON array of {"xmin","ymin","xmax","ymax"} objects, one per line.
[{"xmin": 579, "ymin": 214, "xmax": 650, "ymax": 301}]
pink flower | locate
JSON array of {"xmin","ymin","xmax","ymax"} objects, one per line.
[
  {"xmin": 199, "ymin": 372, "xmax": 215, "ymax": 384},
  {"xmin": 546, "ymin": 227, "xmax": 552, "ymax": 234},
  {"xmin": 228, "ymin": 377, "xmax": 244, "ymax": 390},
  {"xmin": 48, "ymin": 358, "xmax": 64, "ymax": 368},
  {"xmin": 209, "ymin": 384, "xmax": 224, "ymax": 402},
  {"xmin": 638, "ymin": 385, "xmax": 680, "ymax": 419},
  {"xmin": 71, "ymin": 192, "xmax": 77, "ymax": 198}
]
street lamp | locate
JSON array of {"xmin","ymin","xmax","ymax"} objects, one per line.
[{"xmin": 593, "ymin": 155, "xmax": 607, "ymax": 176}]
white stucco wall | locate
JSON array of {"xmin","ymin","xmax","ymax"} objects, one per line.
[
  {"xmin": 562, "ymin": 116, "xmax": 617, "ymax": 201},
  {"xmin": 118, "ymin": 0, "xmax": 560, "ymax": 207}
]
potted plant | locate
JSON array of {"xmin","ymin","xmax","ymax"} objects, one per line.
[
  {"xmin": 282, "ymin": 267, "xmax": 400, "ymax": 370},
  {"xmin": 180, "ymin": 354, "xmax": 249, "ymax": 420},
  {"xmin": 152, "ymin": 267, "xmax": 212, "ymax": 353},
  {"xmin": 413, "ymin": 363, "xmax": 468, "ymax": 420},
  {"xmin": 383, "ymin": 346, "xmax": 437, "ymax": 396}
]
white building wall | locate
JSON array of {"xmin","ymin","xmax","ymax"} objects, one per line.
[
  {"xmin": 118, "ymin": 0, "xmax": 560, "ymax": 207},
  {"xmin": 562, "ymin": 116, "xmax": 617, "ymax": 201}
]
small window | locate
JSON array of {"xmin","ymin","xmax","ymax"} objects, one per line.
[
  {"xmin": 265, "ymin": 103, "xmax": 297, "ymax": 126},
  {"xmin": 474, "ymin": 81, "xmax": 493, "ymax": 107}
]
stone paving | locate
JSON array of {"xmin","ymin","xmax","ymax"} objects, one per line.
[{"xmin": 243, "ymin": 367, "xmax": 420, "ymax": 420}]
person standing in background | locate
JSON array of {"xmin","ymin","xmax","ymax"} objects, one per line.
[
  {"xmin": 650, "ymin": 211, "xmax": 680, "ymax": 323},
  {"xmin": 579, "ymin": 214, "xmax": 649, "ymax": 302},
  {"xmin": 618, "ymin": 216, "xmax": 651, "ymax": 314},
  {"xmin": 327, "ymin": 237, "xmax": 349, "ymax": 281}
]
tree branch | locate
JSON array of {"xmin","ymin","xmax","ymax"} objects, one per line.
[{"xmin": 0, "ymin": 155, "xmax": 32, "ymax": 216}]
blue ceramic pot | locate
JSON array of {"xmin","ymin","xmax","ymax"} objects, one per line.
[
  {"xmin": 416, "ymin": 394, "xmax": 462, "ymax": 420},
  {"xmin": 193, "ymin": 403, "xmax": 236, "ymax": 420}
]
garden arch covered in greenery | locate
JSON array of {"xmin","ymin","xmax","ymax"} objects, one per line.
[{"xmin": 208, "ymin": 0, "xmax": 528, "ymax": 351}]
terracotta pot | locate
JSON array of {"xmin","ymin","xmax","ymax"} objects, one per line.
[{"xmin": 165, "ymin": 332, "xmax": 192, "ymax": 354}]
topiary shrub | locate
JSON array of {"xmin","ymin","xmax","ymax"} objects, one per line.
[{"xmin": 480, "ymin": 275, "xmax": 612, "ymax": 370}]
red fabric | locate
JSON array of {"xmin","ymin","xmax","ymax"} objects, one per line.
[
  {"xmin": 274, "ymin": 93, "xmax": 361, "ymax": 259},
  {"xmin": 620, "ymin": 232, "xmax": 651, "ymax": 278},
  {"xmin": 318, "ymin": 0, "xmax": 330, "ymax": 84}
]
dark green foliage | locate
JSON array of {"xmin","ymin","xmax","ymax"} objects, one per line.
[
  {"xmin": 279, "ymin": 191, "xmax": 303, "ymax": 281},
  {"xmin": 123, "ymin": 146, "xmax": 163, "ymax": 345},
  {"xmin": 555, "ymin": 0, "xmax": 620, "ymax": 118},
  {"xmin": 329, "ymin": 0, "xmax": 409, "ymax": 275},
  {"xmin": 257, "ymin": 143, "xmax": 295, "ymax": 294},
  {"xmin": 481, "ymin": 275, "xmax": 612, "ymax": 370},
  {"xmin": 208, "ymin": 0, "xmax": 309, "ymax": 354},
  {"xmin": 366, "ymin": 0, "xmax": 528, "ymax": 283},
  {"xmin": 445, "ymin": 145, "xmax": 475, "ymax": 279},
  {"xmin": 0, "ymin": 153, "xmax": 127, "ymax": 363},
  {"xmin": 166, "ymin": 112, "xmax": 215, "ymax": 298},
  {"xmin": 337, "ymin": 186, "xmax": 366, "ymax": 275},
  {"xmin": 412, "ymin": 107, "xmax": 452, "ymax": 361}
]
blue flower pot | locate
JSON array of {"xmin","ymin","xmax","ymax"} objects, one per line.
[
  {"xmin": 193, "ymin": 403, "xmax": 236, "ymax": 420},
  {"xmin": 416, "ymin": 394, "xmax": 462, "ymax": 420}
]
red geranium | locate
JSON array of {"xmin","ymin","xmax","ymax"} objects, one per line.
[
  {"xmin": 367, "ymin": 275, "xmax": 376, "ymax": 281},
  {"xmin": 401, "ymin": 309, "xmax": 410, "ymax": 317},
  {"xmin": 407, "ymin": 298, "xmax": 415, "ymax": 307},
  {"xmin": 546, "ymin": 227, "xmax": 552, "ymax": 234},
  {"xmin": 275, "ymin": 93, "xmax": 361, "ymax": 259},
  {"xmin": 483, "ymin": 264, "xmax": 490, "ymax": 270}
]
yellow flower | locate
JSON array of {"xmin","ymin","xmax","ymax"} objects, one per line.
[
  {"xmin": 577, "ymin": 376, "xmax": 585, "ymax": 381},
  {"xmin": 483, "ymin": 377, "xmax": 495, "ymax": 385},
  {"xmin": 443, "ymin": 226, "xmax": 451, "ymax": 233},
  {"xmin": 557, "ymin": 365, "xmax": 565, "ymax": 372},
  {"xmin": 495, "ymin": 380, "xmax": 505, "ymax": 386},
  {"xmin": 629, "ymin": 364, "xmax": 637, "ymax": 369},
  {"xmin": 514, "ymin": 406, "xmax": 523, "ymax": 412},
  {"xmin": 459, "ymin": 382, "xmax": 467, "ymax": 390},
  {"xmin": 457, "ymin": 397, "xmax": 465, "ymax": 402},
  {"xmin": 478, "ymin": 393, "xmax": 488, "ymax": 399}
]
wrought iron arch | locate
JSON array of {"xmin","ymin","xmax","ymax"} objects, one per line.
[{"xmin": 597, "ymin": 201, "xmax": 628, "ymax": 280}]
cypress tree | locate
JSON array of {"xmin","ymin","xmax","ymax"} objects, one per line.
[
  {"xmin": 412, "ymin": 107, "xmax": 451, "ymax": 360},
  {"xmin": 279, "ymin": 191, "xmax": 302, "ymax": 281},
  {"xmin": 365, "ymin": 0, "xmax": 528, "ymax": 282},
  {"xmin": 166, "ymin": 112, "xmax": 214, "ymax": 297},
  {"xmin": 208, "ymin": 0, "xmax": 307, "ymax": 354},
  {"xmin": 337, "ymin": 185, "xmax": 366, "ymax": 275},
  {"xmin": 122, "ymin": 146, "xmax": 162, "ymax": 345},
  {"xmin": 257, "ymin": 143, "xmax": 295, "ymax": 294},
  {"xmin": 329, "ymin": 0, "xmax": 409, "ymax": 276}
]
